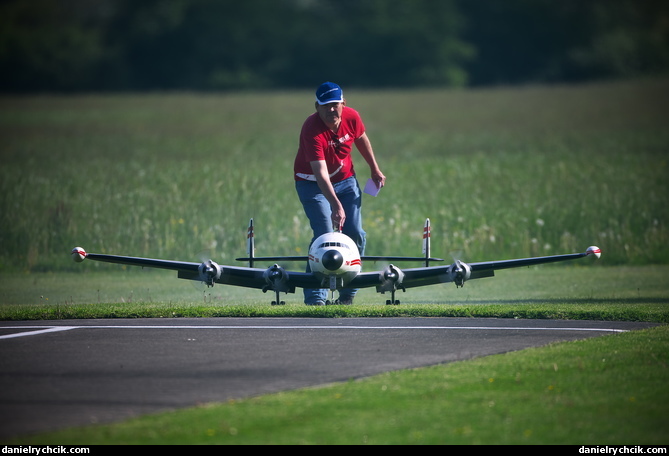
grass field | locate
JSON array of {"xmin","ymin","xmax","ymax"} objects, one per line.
[
  {"xmin": 1, "ymin": 78, "xmax": 668, "ymax": 271},
  {"xmin": 1, "ymin": 78, "xmax": 668, "ymax": 444},
  {"xmin": 1, "ymin": 266, "xmax": 668, "ymax": 322}
]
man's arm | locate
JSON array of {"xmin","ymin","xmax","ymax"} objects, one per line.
[
  {"xmin": 355, "ymin": 132, "xmax": 386, "ymax": 188},
  {"xmin": 310, "ymin": 160, "xmax": 346, "ymax": 231}
]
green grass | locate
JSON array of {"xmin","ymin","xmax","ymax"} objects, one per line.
[
  {"xmin": 1, "ymin": 78, "xmax": 668, "ymax": 270},
  {"xmin": 11, "ymin": 325, "xmax": 668, "ymax": 445},
  {"xmin": 2, "ymin": 265, "xmax": 668, "ymax": 322}
]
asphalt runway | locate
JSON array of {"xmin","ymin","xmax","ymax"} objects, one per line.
[{"xmin": 0, "ymin": 317, "xmax": 658, "ymax": 440}]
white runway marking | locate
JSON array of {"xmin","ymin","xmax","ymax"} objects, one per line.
[
  {"xmin": 0, "ymin": 326, "xmax": 77, "ymax": 339},
  {"xmin": 0, "ymin": 324, "xmax": 628, "ymax": 339}
]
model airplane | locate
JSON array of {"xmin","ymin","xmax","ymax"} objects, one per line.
[{"xmin": 71, "ymin": 218, "xmax": 601, "ymax": 305}]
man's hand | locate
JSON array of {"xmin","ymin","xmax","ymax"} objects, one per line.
[
  {"xmin": 310, "ymin": 159, "xmax": 346, "ymax": 231},
  {"xmin": 371, "ymin": 169, "xmax": 386, "ymax": 189},
  {"xmin": 331, "ymin": 206, "xmax": 345, "ymax": 231}
]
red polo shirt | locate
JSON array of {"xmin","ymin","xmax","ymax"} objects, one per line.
[{"xmin": 294, "ymin": 106, "xmax": 365, "ymax": 183}]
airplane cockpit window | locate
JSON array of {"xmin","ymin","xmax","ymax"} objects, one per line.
[{"xmin": 318, "ymin": 242, "xmax": 350, "ymax": 249}]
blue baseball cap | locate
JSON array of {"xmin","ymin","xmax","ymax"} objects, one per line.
[{"xmin": 315, "ymin": 82, "xmax": 344, "ymax": 105}]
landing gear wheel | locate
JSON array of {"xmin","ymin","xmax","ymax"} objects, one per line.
[
  {"xmin": 271, "ymin": 290, "xmax": 285, "ymax": 305},
  {"xmin": 385, "ymin": 290, "xmax": 401, "ymax": 305}
]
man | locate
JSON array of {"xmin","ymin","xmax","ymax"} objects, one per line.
[{"xmin": 294, "ymin": 82, "xmax": 386, "ymax": 305}]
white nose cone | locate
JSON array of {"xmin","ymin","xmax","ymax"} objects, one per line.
[
  {"xmin": 71, "ymin": 247, "xmax": 87, "ymax": 262},
  {"xmin": 586, "ymin": 246, "xmax": 601, "ymax": 259},
  {"xmin": 308, "ymin": 231, "xmax": 361, "ymax": 276}
]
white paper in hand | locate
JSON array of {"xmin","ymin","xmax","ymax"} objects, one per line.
[{"xmin": 363, "ymin": 178, "xmax": 381, "ymax": 196}]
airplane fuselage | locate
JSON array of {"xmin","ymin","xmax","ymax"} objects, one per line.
[{"xmin": 308, "ymin": 232, "xmax": 362, "ymax": 290}]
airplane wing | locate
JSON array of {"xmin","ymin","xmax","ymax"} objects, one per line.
[
  {"xmin": 81, "ymin": 251, "xmax": 444, "ymax": 291},
  {"xmin": 349, "ymin": 247, "xmax": 601, "ymax": 304},
  {"xmin": 79, "ymin": 252, "xmax": 201, "ymax": 274},
  {"xmin": 73, "ymin": 242, "xmax": 600, "ymax": 305},
  {"xmin": 75, "ymin": 251, "xmax": 323, "ymax": 292}
]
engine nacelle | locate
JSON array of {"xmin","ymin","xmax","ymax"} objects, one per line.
[
  {"xmin": 263, "ymin": 264, "xmax": 291, "ymax": 293},
  {"xmin": 377, "ymin": 264, "xmax": 405, "ymax": 293},
  {"xmin": 198, "ymin": 260, "xmax": 221, "ymax": 287},
  {"xmin": 449, "ymin": 260, "xmax": 472, "ymax": 287}
]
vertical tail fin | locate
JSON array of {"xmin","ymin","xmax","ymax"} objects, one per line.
[
  {"xmin": 246, "ymin": 218, "xmax": 255, "ymax": 268},
  {"xmin": 422, "ymin": 218, "xmax": 431, "ymax": 267}
]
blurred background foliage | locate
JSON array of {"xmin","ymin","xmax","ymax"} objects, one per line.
[{"xmin": 1, "ymin": 0, "xmax": 668, "ymax": 92}]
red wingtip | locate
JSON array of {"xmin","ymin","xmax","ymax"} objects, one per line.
[
  {"xmin": 586, "ymin": 246, "xmax": 601, "ymax": 259},
  {"xmin": 71, "ymin": 247, "xmax": 87, "ymax": 262}
]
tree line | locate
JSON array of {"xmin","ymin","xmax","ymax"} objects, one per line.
[{"xmin": 1, "ymin": 0, "xmax": 668, "ymax": 93}]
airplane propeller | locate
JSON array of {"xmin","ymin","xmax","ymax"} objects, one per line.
[
  {"xmin": 198, "ymin": 259, "xmax": 221, "ymax": 287},
  {"xmin": 189, "ymin": 248, "xmax": 222, "ymax": 296},
  {"xmin": 447, "ymin": 249, "xmax": 468, "ymax": 287},
  {"xmin": 379, "ymin": 264, "xmax": 406, "ymax": 305},
  {"xmin": 262, "ymin": 264, "xmax": 289, "ymax": 305}
]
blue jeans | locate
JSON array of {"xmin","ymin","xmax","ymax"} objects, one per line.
[{"xmin": 295, "ymin": 176, "xmax": 366, "ymax": 304}]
